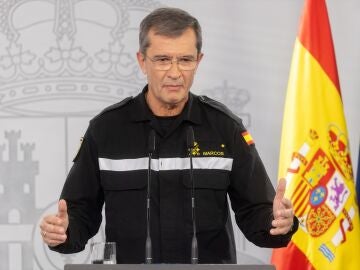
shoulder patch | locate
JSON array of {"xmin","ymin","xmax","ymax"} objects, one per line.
[
  {"xmin": 241, "ymin": 131, "xmax": 255, "ymax": 145},
  {"xmin": 198, "ymin": 95, "xmax": 242, "ymax": 124},
  {"xmin": 93, "ymin": 96, "xmax": 133, "ymax": 120},
  {"xmin": 72, "ymin": 136, "xmax": 84, "ymax": 162}
]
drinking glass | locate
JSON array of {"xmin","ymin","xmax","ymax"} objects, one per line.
[{"xmin": 90, "ymin": 242, "xmax": 116, "ymax": 264}]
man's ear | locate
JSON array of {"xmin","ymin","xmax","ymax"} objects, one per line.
[
  {"xmin": 194, "ymin": 52, "xmax": 204, "ymax": 72},
  {"xmin": 136, "ymin": 52, "xmax": 146, "ymax": 74},
  {"xmin": 197, "ymin": 52, "xmax": 204, "ymax": 63}
]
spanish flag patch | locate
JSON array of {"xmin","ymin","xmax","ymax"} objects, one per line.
[{"xmin": 241, "ymin": 131, "xmax": 254, "ymax": 145}]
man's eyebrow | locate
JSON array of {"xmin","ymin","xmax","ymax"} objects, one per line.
[
  {"xmin": 151, "ymin": 54, "xmax": 196, "ymax": 59},
  {"xmin": 180, "ymin": 55, "xmax": 196, "ymax": 60},
  {"xmin": 151, "ymin": 54, "xmax": 171, "ymax": 58}
]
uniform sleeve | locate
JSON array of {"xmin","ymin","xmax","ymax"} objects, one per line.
[
  {"xmin": 50, "ymin": 123, "xmax": 104, "ymax": 253},
  {"xmin": 228, "ymin": 123, "xmax": 297, "ymax": 248}
]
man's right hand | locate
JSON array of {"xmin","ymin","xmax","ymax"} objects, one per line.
[{"xmin": 40, "ymin": 199, "xmax": 69, "ymax": 247}]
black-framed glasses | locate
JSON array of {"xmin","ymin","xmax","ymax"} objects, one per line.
[{"xmin": 145, "ymin": 55, "xmax": 198, "ymax": 71}]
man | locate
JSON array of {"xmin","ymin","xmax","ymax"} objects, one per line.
[{"xmin": 40, "ymin": 7, "xmax": 298, "ymax": 264}]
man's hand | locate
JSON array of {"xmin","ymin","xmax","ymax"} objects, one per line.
[
  {"xmin": 270, "ymin": 178, "xmax": 295, "ymax": 235},
  {"xmin": 40, "ymin": 199, "xmax": 69, "ymax": 246}
]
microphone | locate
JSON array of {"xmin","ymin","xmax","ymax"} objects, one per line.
[
  {"xmin": 186, "ymin": 126, "xmax": 198, "ymax": 264},
  {"xmin": 145, "ymin": 130, "xmax": 155, "ymax": 264}
]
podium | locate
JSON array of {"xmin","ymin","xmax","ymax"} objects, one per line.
[{"xmin": 65, "ymin": 264, "xmax": 275, "ymax": 270}]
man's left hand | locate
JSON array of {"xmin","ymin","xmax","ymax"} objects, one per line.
[{"xmin": 270, "ymin": 178, "xmax": 295, "ymax": 235}]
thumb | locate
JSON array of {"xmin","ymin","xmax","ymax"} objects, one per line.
[
  {"xmin": 273, "ymin": 178, "xmax": 287, "ymax": 218},
  {"xmin": 275, "ymin": 178, "xmax": 287, "ymax": 201},
  {"xmin": 57, "ymin": 199, "xmax": 68, "ymax": 219}
]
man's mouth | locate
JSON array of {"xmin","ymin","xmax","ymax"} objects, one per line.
[{"xmin": 163, "ymin": 84, "xmax": 182, "ymax": 90}]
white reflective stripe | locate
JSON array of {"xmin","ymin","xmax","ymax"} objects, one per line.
[
  {"xmin": 157, "ymin": 157, "xmax": 187, "ymax": 171},
  {"xmin": 98, "ymin": 157, "xmax": 233, "ymax": 171},
  {"xmin": 99, "ymin": 157, "xmax": 148, "ymax": 171},
  {"xmin": 193, "ymin": 157, "xmax": 233, "ymax": 171}
]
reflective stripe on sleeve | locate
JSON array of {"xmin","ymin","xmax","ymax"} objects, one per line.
[{"xmin": 98, "ymin": 157, "xmax": 233, "ymax": 172}]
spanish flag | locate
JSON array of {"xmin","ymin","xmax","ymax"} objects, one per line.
[
  {"xmin": 357, "ymin": 143, "xmax": 360, "ymax": 214},
  {"xmin": 271, "ymin": 0, "xmax": 360, "ymax": 269}
]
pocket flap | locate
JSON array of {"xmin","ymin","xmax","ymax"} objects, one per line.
[
  {"xmin": 101, "ymin": 172, "xmax": 147, "ymax": 190},
  {"xmin": 183, "ymin": 171, "xmax": 229, "ymax": 190}
]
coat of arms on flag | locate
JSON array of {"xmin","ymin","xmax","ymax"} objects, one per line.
[{"xmin": 284, "ymin": 127, "xmax": 355, "ymax": 262}]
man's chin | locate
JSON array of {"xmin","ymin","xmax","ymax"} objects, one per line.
[
  {"xmin": 164, "ymin": 99, "xmax": 182, "ymax": 108},
  {"xmin": 164, "ymin": 94, "xmax": 188, "ymax": 106}
]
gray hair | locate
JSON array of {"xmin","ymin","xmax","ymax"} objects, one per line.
[{"xmin": 139, "ymin": 7, "xmax": 202, "ymax": 54}]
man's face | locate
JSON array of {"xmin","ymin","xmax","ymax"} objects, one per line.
[{"xmin": 137, "ymin": 28, "xmax": 203, "ymax": 112}]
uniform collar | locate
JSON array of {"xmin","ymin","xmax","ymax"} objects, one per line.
[
  {"xmin": 131, "ymin": 85, "xmax": 152, "ymax": 122},
  {"xmin": 132, "ymin": 84, "xmax": 202, "ymax": 125}
]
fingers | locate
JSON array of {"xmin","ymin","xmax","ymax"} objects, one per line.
[
  {"xmin": 270, "ymin": 219, "xmax": 293, "ymax": 235},
  {"xmin": 40, "ymin": 214, "xmax": 68, "ymax": 246},
  {"xmin": 281, "ymin": 197, "xmax": 292, "ymax": 209},
  {"xmin": 41, "ymin": 215, "xmax": 66, "ymax": 233},
  {"xmin": 270, "ymin": 204, "xmax": 294, "ymax": 235},
  {"xmin": 271, "ymin": 179, "xmax": 295, "ymax": 235},
  {"xmin": 274, "ymin": 208, "xmax": 294, "ymax": 220},
  {"xmin": 41, "ymin": 229, "xmax": 67, "ymax": 246},
  {"xmin": 274, "ymin": 198, "xmax": 293, "ymax": 216},
  {"xmin": 270, "ymin": 210, "xmax": 294, "ymax": 235}
]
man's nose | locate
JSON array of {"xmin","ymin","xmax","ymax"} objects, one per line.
[{"xmin": 166, "ymin": 60, "xmax": 181, "ymax": 78}]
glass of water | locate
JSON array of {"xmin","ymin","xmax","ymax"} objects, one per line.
[{"xmin": 90, "ymin": 242, "xmax": 116, "ymax": 264}]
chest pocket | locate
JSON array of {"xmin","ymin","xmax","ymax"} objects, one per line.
[
  {"xmin": 183, "ymin": 170, "xmax": 230, "ymax": 231},
  {"xmin": 100, "ymin": 171, "xmax": 148, "ymax": 235},
  {"xmin": 101, "ymin": 172, "xmax": 147, "ymax": 191}
]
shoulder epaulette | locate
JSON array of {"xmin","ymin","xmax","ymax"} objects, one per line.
[
  {"xmin": 198, "ymin": 95, "xmax": 243, "ymax": 125},
  {"xmin": 93, "ymin": 96, "xmax": 133, "ymax": 120}
]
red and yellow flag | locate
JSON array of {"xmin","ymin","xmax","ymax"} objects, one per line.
[{"xmin": 271, "ymin": 0, "xmax": 360, "ymax": 269}]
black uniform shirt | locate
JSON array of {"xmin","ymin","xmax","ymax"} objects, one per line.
[{"xmin": 51, "ymin": 85, "xmax": 298, "ymax": 263}]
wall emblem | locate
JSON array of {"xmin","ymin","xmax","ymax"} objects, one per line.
[{"xmin": 199, "ymin": 81, "xmax": 251, "ymax": 128}]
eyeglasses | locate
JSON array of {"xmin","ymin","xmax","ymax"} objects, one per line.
[{"xmin": 145, "ymin": 55, "xmax": 198, "ymax": 71}]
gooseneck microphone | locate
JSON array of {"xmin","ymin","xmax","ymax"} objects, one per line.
[
  {"xmin": 187, "ymin": 126, "xmax": 198, "ymax": 264},
  {"xmin": 145, "ymin": 130, "xmax": 156, "ymax": 264}
]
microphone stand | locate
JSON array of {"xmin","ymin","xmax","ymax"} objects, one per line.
[
  {"xmin": 187, "ymin": 127, "xmax": 198, "ymax": 264},
  {"xmin": 145, "ymin": 130, "xmax": 155, "ymax": 264}
]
